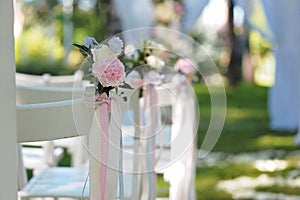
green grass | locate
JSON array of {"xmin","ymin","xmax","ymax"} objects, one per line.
[
  {"xmin": 195, "ymin": 82, "xmax": 296, "ymax": 153},
  {"xmin": 256, "ymin": 185, "xmax": 300, "ymax": 196},
  {"xmin": 194, "ymin": 82, "xmax": 300, "ymax": 199}
]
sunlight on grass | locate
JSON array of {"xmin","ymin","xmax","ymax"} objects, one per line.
[
  {"xmin": 254, "ymin": 159, "xmax": 288, "ymax": 172},
  {"xmin": 225, "ymin": 108, "xmax": 267, "ymax": 122},
  {"xmin": 193, "ymin": 82, "xmax": 300, "ymax": 199},
  {"xmin": 255, "ymin": 135, "xmax": 294, "ymax": 148}
]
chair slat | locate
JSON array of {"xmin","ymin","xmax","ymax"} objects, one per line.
[
  {"xmin": 17, "ymin": 99, "xmax": 94, "ymax": 143},
  {"xmin": 16, "ymin": 84, "xmax": 84, "ymax": 104}
]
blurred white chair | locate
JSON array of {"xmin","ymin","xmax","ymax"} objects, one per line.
[
  {"xmin": 159, "ymin": 78, "xmax": 197, "ymax": 200},
  {"xmin": 141, "ymin": 77, "xmax": 197, "ymax": 200},
  {"xmin": 17, "ymin": 87, "xmax": 143, "ymax": 200}
]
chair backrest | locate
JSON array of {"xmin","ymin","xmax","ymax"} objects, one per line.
[
  {"xmin": 17, "ymin": 99, "xmax": 94, "ymax": 143},
  {"xmin": 16, "ymin": 84, "xmax": 84, "ymax": 104},
  {"xmin": 16, "ymin": 70, "xmax": 84, "ymax": 87},
  {"xmin": 16, "ymin": 69, "xmax": 85, "ymax": 104},
  {"xmin": 17, "ymin": 87, "xmax": 142, "ymax": 200},
  {"xmin": 16, "ymin": 82, "xmax": 86, "ymax": 189}
]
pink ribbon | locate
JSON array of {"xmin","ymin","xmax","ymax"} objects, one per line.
[
  {"xmin": 97, "ymin": 93, "xmax": 110, "ymax": 200},
  {"xmin": 86, "ymin": 92, "xmax": 124, "ymax": 200},
  {"xmin": 85, "ymin": 92, "xmax": 111, "ymax": 200}
]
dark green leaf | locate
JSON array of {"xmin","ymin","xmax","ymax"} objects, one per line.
[{"xmin": 119, "ymin": 82, "xmax": 133, "ymax": 90}]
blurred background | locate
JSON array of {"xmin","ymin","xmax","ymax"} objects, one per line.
[{"xmin": 14, "ymin": 0, "xmax": 300, "ymax": 199}]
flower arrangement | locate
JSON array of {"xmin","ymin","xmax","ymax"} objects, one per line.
[
  {"xmin": 121, "ymin": 40, "xmax": 170, "ymax": 90},
  {"xmin": 122, "ymin": 40, "xmax": 166, "ymax": 74},
  {"xmin": 174, "ymin": 58, "xmax": 195, "ymax": 82},
  {"xmin": 73, "ymin": 36, "xmax": 196, "ymax": 96},
  {"xmin": 73, "ymin": 36, "xmax": 128, "ymax": 96},
  {"xmin": 174, "ymin": 58, "xmax": 194, "ymax": 75},
  {"xmin": 122, "ymin": 39, "xmax": 196, "ymax": 86}
]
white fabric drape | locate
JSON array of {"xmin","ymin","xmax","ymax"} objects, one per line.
[
  {"xmin": 182, "ymin": 0, "xmax": 209, "ymax": 32},
  {"xmin": 112, "ymin": 0, "xmax": 154, "ymax": 44},
  {"xmin": 260, "ymin": 0, "xmax": 300, "ymax": 130},
  {"xmin": 236, "ymin": 0, "xmax": 275, "ymax": 44},
  {"xmin": 113, "ymin": 0, "xmax": 211, "ymax": 37}
]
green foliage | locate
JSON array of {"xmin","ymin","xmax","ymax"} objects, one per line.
[
  {"xmin": 16, "ymin": 0, "xmax": 108, "ymax": 75},
  {"xmin": 72, "ymin": 2, "xmax": 108, "ymax": 42},
  {"xmin": 16, "ymin": 61, "xmax": 74, "ymax": 75},
  {"xmin": 249, "ymin": 31, "xmax": 273, "ymax": 57}
]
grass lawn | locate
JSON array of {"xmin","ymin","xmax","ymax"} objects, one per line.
[{"xmin": 194, "ymin": 82, "xmax": 300, "ymax": 199}]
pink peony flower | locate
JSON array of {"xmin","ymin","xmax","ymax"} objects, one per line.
[
  {"xmin": 92, "ymin": 59, "xmax": 126, "ymax": 87},
  {"xmin": 174, "ymin": 58, "xmax": 195, "ymax": 75}
]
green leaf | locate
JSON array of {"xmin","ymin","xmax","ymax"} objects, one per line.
[
  {"xmin": 119, "ymin": 82, "xmax": 133, "ymax": 90},
  {"xmin": 72, "ymin": 43, "xmax": 89, "ymax": 52}
]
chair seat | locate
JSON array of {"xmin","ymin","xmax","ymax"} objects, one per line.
[
  {"xmin": 19, "ymin": 167, "xmax": 134, "ymax": 199},
  {"xmin": 19, "ymin": 167, "xmax": 89, "ymax": 199}
]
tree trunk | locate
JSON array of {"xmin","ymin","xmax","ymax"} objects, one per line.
[
  {"xmin": 226, "ymin": 0, "xmax": 242, "ymax": 87},
  {"xmin": 103, "ymin": 0, "xmax": 122, "ymax": 36}
]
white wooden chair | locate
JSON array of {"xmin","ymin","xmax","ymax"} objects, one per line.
[
  {"xmin": 142, "ymin": 78, "xmax": 197, "ymax": 200},
  {"xmin": 16, "ymin": 84, "xmax": 87, "ymax": 172},
  {"xmin": 17, "ymin": 98, "xmax": 92, "ymax": 200},
  {"xmin": 17, "ymin": 87, "xmax": 143, "ymax": 200},
  {"xmin": 160, "ymin": 79, "xmax": 197, "ymax": 200},
  {"xmin": 16, "ymin": 70, "xmax": 88, "ymax": 169}
]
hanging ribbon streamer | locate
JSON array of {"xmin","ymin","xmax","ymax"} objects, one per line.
[
  {"xmin": 142, "ymin": 71, "xmax": 163, "ymax": 200},
  {"xmin": 98, "ymin": 93, "xmax": 110, "ymax": 200},
  {"xmin": 119, "ymin": 131, "xmax": 124, "ymax": 200},
  {"xmin": 84, "ymin": 91, "xmax": 124, "ymax": 200},
  {"xmin": 148, "ymin": 84, "xmax": 158, "ymax": 200},
  {"xmin": 143, "ymin": 83, "xmax": 157, "ymax": 200}
]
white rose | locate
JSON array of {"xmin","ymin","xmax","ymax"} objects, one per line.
[
  {"xmin": 146, "ymin": 55, "xmax": 165, "ymax": 69},
  {"xmin": 108, "ymin": 37, "xmax": 124, "ymax": 55},
  {"xmin": 91, "ymin": 45, "xmax": 117, "ymax": 63}
]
